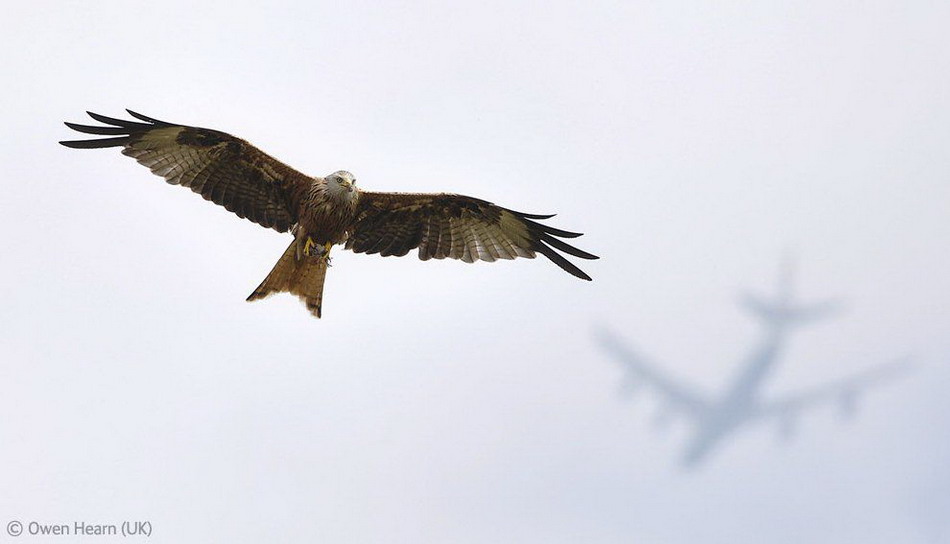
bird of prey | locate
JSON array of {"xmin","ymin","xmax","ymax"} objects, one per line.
[{"xmin": 60, "ymin": 110, "xmax": 598, "ymax": 318}]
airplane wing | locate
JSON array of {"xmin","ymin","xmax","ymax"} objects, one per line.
[
  {"xmin": 752, "ymin": 357, "xmax": 913, "ymax": 423},
  {"xmin": 596, "ymin": 328, "xmax": 710, "ymax": 417}
]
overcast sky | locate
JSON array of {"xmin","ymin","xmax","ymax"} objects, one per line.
[{"xmin": 2, "ymin": 1, "xmax": 949, "ymax": 542}]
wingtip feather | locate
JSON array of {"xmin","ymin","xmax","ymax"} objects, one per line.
[
  {"xmin": 126, "ymin": 109, "xmax": 170, "ymax": 125},
  {"xmin": 540, "ymin": 233, "xmax": 599, "ymax": 260},
  {"xmin": 536, "ymin": 244, "xmax": 594, "ymax": 281},
  {"xmin": 59, "ymin": 137, "xmax": 130, "ymax": 149},
  {"xmin": 85, "ymin": 110, "xmax": 150, "ymax": 128}
]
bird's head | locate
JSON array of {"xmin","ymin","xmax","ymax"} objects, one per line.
[{"xmin": 326, "ymin": 170, "xmax": 357, "ymax": 199}]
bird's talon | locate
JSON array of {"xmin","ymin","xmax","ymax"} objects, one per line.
[{"xmin": 302, "ymin": 237, "xmax": 316, "ymax": 257}]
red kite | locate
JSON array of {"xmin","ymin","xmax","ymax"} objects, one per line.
[{"xmin": 61, "ymin": 110, "xmax": 598, "ymax": 318}]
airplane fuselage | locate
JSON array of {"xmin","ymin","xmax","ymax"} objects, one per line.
[{"xmin": 680, "ymin": 328, "xmax": 787, "ymax": 466}]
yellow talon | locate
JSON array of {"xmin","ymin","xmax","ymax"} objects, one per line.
[{"xmin": 295, "ymin": 237, "xmax": 334, "ymax": 263}]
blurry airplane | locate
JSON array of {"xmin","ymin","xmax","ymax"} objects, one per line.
[{"xmin": 597, "ymin": 261, "xmax": 911, "ymax": 468}]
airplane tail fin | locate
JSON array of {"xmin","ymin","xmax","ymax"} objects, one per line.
[
  {"xmin": 741, "ymin": 256, "xmax": 842, "ymax": 328},
  {"xmin": 741, "ymin": 294, "xmax": 841, "ymax": 328}
]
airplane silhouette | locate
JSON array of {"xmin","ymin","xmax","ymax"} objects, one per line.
[{"xmin": 597, "ymin": 261, "xmax": 911, "ymax": 468}]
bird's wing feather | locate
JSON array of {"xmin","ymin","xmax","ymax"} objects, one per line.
[
  {"xmin": 60, "ymin": 110, "xmax": 305, "ymax": 232},
  {"xmin": 345, "ymin": 192, "xmax": 598, "ymax": 280}
]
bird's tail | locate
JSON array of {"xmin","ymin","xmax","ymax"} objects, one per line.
[{"xmin": 246, "ymin": 240, "xmax": 328, "ymax": 318}]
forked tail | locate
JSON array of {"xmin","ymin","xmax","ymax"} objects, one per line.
[{"xmin": 246, "ymin": 241, "xmax": 328, "ymax": 318}]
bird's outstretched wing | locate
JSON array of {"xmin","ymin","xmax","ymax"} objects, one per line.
[
  {"xmin": 345, "ymin": 192, "xmax": 598, "ymax": 280},
  {"xmin": 60, "ymin": 110, "xmax": 305, "ymax": 232}
]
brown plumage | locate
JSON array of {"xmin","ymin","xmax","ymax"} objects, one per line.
[{"xmin": 60, "ymin": 110, "xmax": 599, "ymax": 318}]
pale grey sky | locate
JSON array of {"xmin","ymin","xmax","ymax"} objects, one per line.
[{"xmin": 2, "ymin": 1, "xmax": 949, "ymax": 542}]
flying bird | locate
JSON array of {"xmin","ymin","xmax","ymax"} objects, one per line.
[{"xmin": 60, "ymin": 110, "xmax": 598, "ymax": 318}]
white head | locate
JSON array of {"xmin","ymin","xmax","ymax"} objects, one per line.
[{"xmin": 325, "ymin": 170, "xmax": 358, "ymax": 201}]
